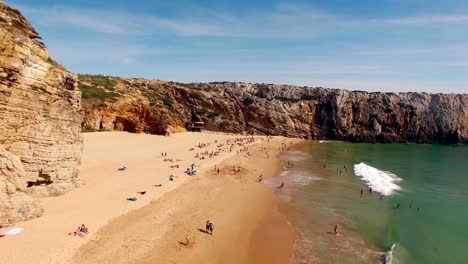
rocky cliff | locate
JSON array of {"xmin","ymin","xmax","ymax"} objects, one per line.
[
  {"xmin": 80, "ymin": 76, "xmax": 467, "ymax": 144},
  {"xmin": 0, "ymin": 2, "xmax": 82, "ymax": 227}
]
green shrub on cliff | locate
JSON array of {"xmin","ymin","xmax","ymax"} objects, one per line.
[
  {"xmin": 242, "ymin": 98, "xmax": 254, "ymax": 107},
  {"xmin": 163, "ymin": 97, "xmax": 175, "ymax": 112},
  {"xmin": 196, "ymin": 108, "xmax": 220, "ymax": 119},
  {"xmin": 80, "ymin": 84, "xmax": 119, "ymax": 99},
  {"xmin": 78, "ymin": 74, "xmax": 117, "ymax": 90}
]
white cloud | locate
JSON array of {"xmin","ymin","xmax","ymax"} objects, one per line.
[
  {"xmin": 382, "ymin": 15, "xmax": 468, "ymax": 25},
  {"xmin": 13, "ymin": 2, "xmax": 468, "ymax": 38}
]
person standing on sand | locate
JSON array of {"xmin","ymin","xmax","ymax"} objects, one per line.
[
  {"xmin": 258, "ymin": 174, "xmax": 263, "ymax": 182},
  {"xmin": 333, "ymin": 224, "xmax": 339, "ymax": 234},
  {"xmin": 206, "ymin": 220, "xmax": 210, "ymax": 233},
  {"xmin": 208, "ymin": 222, "xmax": 214, "ymax": 235}
]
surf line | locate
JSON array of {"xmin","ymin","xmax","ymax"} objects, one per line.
[{"xmin": 353, "ymin": 163, "xmax": 402, "ymax": 196}]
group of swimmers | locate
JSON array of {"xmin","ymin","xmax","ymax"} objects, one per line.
[{"xmin": 360, "ymin": 188, "xmax": 423, "ymax": 212}]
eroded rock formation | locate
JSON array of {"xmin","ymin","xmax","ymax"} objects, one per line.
[
  {"xmin": 0, "ymin": 2, "xmax": 82, "ymax": 227},
  {"xmin": 80, "ymin": 77, "xmax": 467, "ymax": 144}
]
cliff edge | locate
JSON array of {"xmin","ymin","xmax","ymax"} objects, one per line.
[
  {"xmin": 80, "ymin": 76, "xmax": 467, "ymax": 144},
  {"xmin": 0, "ymin": 2, "xmax": 82, "ymax": 227}
]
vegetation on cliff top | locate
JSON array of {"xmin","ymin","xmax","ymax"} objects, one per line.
[
  {"xmin": 78, "ymin": 74, "xmax": 120, "ymax": 100},
  {"xmin": 79, "ymin": 83, "xmax": 120, "ymax": 100}
]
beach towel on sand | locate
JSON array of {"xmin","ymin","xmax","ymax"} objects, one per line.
[{"xmin": 3, "ymin": 228, "xmax": 23, "ymax": 236}]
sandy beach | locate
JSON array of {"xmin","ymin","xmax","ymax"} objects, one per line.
[{"xmin": 0, "ymin": 131, "xmax": 300, "ymax": 264}]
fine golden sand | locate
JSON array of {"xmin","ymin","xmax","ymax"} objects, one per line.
[{"xmin": 0, "ymin": 132, "xmax": 300, "ymax": 264}]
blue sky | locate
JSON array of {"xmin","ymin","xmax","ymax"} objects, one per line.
[{"xmin": 7, "ymin": 0, "xmax": 468, "ymax": 93}]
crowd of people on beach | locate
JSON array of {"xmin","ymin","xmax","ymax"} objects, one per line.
[{"xmin": 68, "ymin": 134, "xmax": 284, "ymax": 254}]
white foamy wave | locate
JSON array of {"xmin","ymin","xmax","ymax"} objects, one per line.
[
  {"xmin": 319, "ymin": 140, "xmax": 332, "ymax": 143},
  {"xmin": 353, "ymin": 163, "xmax": 402, "ymax": 196}
]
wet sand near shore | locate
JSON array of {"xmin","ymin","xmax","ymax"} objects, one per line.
[{"xmin": 70, "ymin": 138, "xmax": 300, "ymax": 264}]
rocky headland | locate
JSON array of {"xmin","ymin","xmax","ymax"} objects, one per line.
[{"xmin": 80, "ymin": 76, "xmax": 467, "ymax": 144}]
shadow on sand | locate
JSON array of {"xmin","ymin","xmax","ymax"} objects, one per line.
[{"xmin": 197, "ymin": 228, "xmax": 211, "ymax": 235}]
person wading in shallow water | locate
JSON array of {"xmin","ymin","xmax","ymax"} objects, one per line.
[
  {"xmin": 333, "ymin": 224, "xmax": 339, "ymax": 234},
  {"xmin": 278, "ymin": 180, "xmax": 285, "ymax": 189}
]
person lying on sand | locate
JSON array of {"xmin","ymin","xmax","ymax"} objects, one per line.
[
  {"xmin": 80, "ymin": 224, "xmax": 89, "ymax": 234},
  {"xmin": 127, "ymin": 197, "xmax": 137, "ymax": 201},
  {"xmin": 137, "ymin": 191, "xmax": 146, "ymax": 195},
  {"xmin": 169, "ymin": 175, "xmax": 174, "ymax": 181},
  {"xmin": 71, "ymin": 227, "xmax": 84, "ymax": 237},
  {"xmin": 69, "ymin": 225, "xmax": 88, "ymax": 237}
]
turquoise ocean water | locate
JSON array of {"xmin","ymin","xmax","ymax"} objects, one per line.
[{"xmin": 272, "ymin": 142, "xmax": 468, "ymax": 264}]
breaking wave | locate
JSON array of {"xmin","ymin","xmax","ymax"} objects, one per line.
[{"xmin": 353, "ymin": 163, "xmax": 402, "ymax": 196}]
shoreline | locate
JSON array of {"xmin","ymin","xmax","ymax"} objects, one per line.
[{"xmin": 70, "ymin": 136, "xmax": 301, "ymax": 264}]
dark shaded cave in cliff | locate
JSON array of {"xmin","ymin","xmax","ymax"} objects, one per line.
[
  {"xmin": 27, "ymin": 171, "xmax": 53, "ymax": 188},
  {"xmin": 114, "ymin": 117, "xmax": 137, "ymax": 133}
]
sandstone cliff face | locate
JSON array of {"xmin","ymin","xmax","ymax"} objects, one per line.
[
  {"xmin": 81, "ymin": 76, "xmax": 467, "ymax": 144},
  {"xmin": 0, "ymin": 2, "xmax": 82, "ymax": 227}
]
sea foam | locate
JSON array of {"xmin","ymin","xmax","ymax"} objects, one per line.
[{"xmin": 353, "ymin": 163, "xmax": 402, "ymax": 196}]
